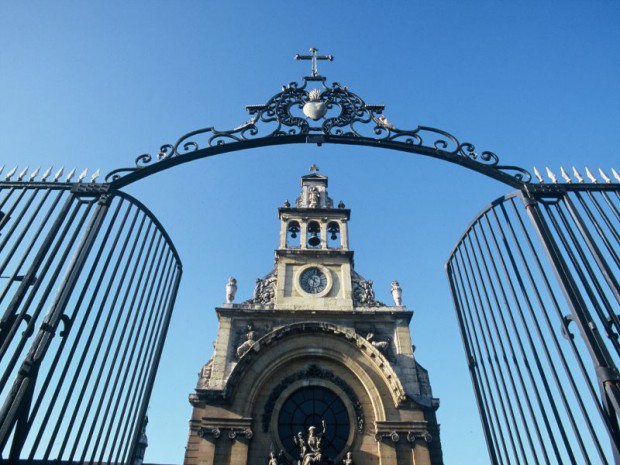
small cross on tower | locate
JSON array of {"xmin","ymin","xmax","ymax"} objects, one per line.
[
  {"xmin": 294, "ymin": 48, "xmax": 333, "ymax": 77},
  {"xmin": 309, "ymin": 164, "xmax": 320, "ymax": 174}
]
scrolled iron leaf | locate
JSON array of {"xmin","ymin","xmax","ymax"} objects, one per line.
[{"xmin": 479, "ymin": 151, "xmax": 499, "ymax": 166}]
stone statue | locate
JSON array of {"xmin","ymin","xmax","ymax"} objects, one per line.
[
  {"xmin": 293, "ymin": 421, "xmax": 328, "ymax": 465},
  {"xmin": 391, "ymin": 281, "xmax": 402, "ymax": 306},
  {"xmin": 268, "ymin": 451, "xmax": 279, "ymax": 465},
  {"xmin": 253, "ymin": 278, "xmax": 263, "ymax": 302},
  {"xmin": 308, "ymin": 187, "xmax": 320, "ymax": 208},
  {"xmin": 293, "ymin": 432, "xmax": 307, "ymax": 465},
  {"xmin": 226, "ymin": 277, "xmax": 238, "ymax": 303},
  {"xmin": 236, "ymin": 325, "xmax": 257, "ymax": 358},
  {"xmin": 360, "ymin": 280, "xmax": 375, "ymax": 304},
  {"xmin": 342, "ymin": 451, "xmax": 353, "ymax": 465},
  {"xmin": 366, "ymin": 333, "xmax": 389, "ymax": 353},
  {"xmin": 251, "ymin": 271, "xmax": 277, "ymax": 305}
]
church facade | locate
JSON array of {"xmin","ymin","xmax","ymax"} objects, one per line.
[{"xmin": 184, "ymin": 170, "xmax": 443, "ymax": 465}]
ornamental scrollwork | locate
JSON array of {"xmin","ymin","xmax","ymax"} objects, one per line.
[{"xmin": 105, "ymin": 65, "xmax": 531, "ymax": 185}]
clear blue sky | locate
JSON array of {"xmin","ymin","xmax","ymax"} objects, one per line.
[{"xmin": 1, "ymin": 2, "xmax": 619, "ymax": 464}]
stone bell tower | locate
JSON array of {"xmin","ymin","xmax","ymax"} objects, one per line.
[{"xmin": 184, "ymin": 168, "xmax": 443, "ymax": 465}]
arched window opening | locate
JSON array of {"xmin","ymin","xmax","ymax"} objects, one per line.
[
  {"xmin": 287, "ymin": 221, "xmax": 300, "ymax": 248},
  {"xmin": 306, "ymin": 221, "xmax": 321, "ymax": 248},
  {"xmin": 327, "ymin": 222, "xmax": 341, "ymax": 249}
]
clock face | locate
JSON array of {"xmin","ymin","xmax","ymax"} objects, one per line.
[{"xmin": 299, "ymin": 267, "xmax": 328, "ymax": 294}]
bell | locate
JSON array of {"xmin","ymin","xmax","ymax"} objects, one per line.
[{"xmin": 308, "ymin": 232, "xmax": 321, "ymax": 247}]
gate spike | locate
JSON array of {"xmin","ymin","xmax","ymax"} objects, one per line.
[
  {"xmin": 0, "ymin": 165, "xmax": 4, "ymax": 175},
  {"xmin": 54, "ymin": 167, "xmax": 64, "ymax": 182},
  {"xmin": 585, "ymin": 167, "xmax": 597, "ymax": 183},
  {"xmin": 17, "ymin": 166, "xmax": 29, "ymax": 181},
  {"xmin": 90, "ymin": 168, "xmax": 100, "ymax": 183},
  {"xmin": 29, "ymin": 167, "xmax": 40, "ymax": 182},
  {"xmin": 533, "ymin": 166, "xmax": 544, "ymax": 183},
  {"xmin": 5, "ymin": 166, "xmax": 18, "ymax": 181},
  {"xmin": 599, "ymin": 168, "xmax": 611, "ymax": 184},
  {"xmin": 572, "ymin": 166, "xmax": 584, "ymax": 183},
  {"xmin": 41, "ymin": 166, "xmax": 53, "ymax": 182},
  {"xmin": 545, "ymin": 167, "xmax": 557, "ymax": 183},
  {"xmin": 560, "ymin": 166, "xmax": 572, "ymax": 183},
  {"xmin": 65, "ymin": 168, "xmax": 76, "ymax": 182},
  {"xmin": 77, "ymin": 168, "xmax": 88, "ymax": 183},
  {"xmin": 612, "ymin": 168, "xmax": 620, "ymax": 183}
]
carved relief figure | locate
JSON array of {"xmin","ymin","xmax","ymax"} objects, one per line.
[
  {"xmin": 226, "ymin": 277, "xmax": 238, "ymax": 303},
  {"xmin": 308, "ymin": 187, "xmax": 320, "ymax": 208},
  {"xmin": 390, "ymin": 281, "xmax": 402, "ymax": 306},
  {"xmin": 351, "ymin": 271, "xmax": 385, "ymax": 307},
  {"xmin": 366, "ymin": 333, "xmax": 389, "ymax": 353},
  {"xmin": 236, "ymin": 325, "xmax": 257, "ymax": 358},
  {"xmin": 250, "ymin": 270, "xmax": 277, "ymax": 305},
  {"xmin": 342, "ymin": 451, "xmax": 353, "ymax": 465}
]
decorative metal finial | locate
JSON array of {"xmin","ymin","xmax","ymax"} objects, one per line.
[
  {"xmin": 310, "ymin": 164, "xmax": 320, "ymax": 174},
  {"xmin": 294, "ymin": 48, "xmax": 333, "ymax": 77}
]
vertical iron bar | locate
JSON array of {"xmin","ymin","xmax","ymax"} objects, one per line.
[
  {"xmin": 126, "ymin": 259, "xmax": 181, "ymax": 464},
  {"xmin": 452, "ymin": 251, "xmax": 511, "ymax": 463},
  {"xmin": 461, "ymin": 232, "xmax": 523, "ymax": 463},
  {"xmin": 0, "ymin": 192, "xmax": 109, "ymax": 456},
  {"xmin": 446, "ymin": 260, "xmax": 500, "ymax": 465},
  {"xmin": 507, "ymin": 197, "xmax": 610, "ymax": 463},
  {"xmin": 23, "ymin": 196, "xmax": 128, "ymax": 459}
]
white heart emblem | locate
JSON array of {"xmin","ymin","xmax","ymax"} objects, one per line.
[{"xmin": 303, "ymin": 101, "xmax": 328, "ymax": 120}]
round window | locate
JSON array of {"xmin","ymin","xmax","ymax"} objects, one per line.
[{"xmin": 277, "ymin": 386, "xmax": 350, "ymax": 460}]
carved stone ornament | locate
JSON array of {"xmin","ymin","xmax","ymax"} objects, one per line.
[
  {"xmin": 374, "ymin": 431, "xmax": 399, "ymax": 443},
  {"xmin": 351, "ymin": 271, "xmax": 385, "ymax": 307},
  {"xmin": 223, "ymin": 322, "xmax": 407, "ymax": 408},
  {"xmin": 237, "ymin": 324, "xmax": 259, "ymax": 358},
  {"xmin": 248, "ymin": 270, "xmax": 277, "ymax": 305},
  {"xmin": 199, "ymin": 426, "xmax": 253, "ymax": 441},
  {"xmin": 365, "ymin": 333, "xmax": 390, "ymax": 354},
  {"xmin": 198, "ymin": 359, "xmax": 213, "ymax": 388}
]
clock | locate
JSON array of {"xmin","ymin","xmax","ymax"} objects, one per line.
[{"xmin": 299, "ymin": 267, "xmax": 328, "ymax": 294}]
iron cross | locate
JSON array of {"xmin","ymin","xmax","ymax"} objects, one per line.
[
  {"xmin": 310, "ymin": 164, "xmax": 320, "ymax": 174},
  {"xmin": 294, "ymin": 48, "xmax": 333, "ymax": 77}
]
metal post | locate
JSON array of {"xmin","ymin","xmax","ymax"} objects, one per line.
[{"xmin": 446, "ymin": 261, "xmax": 500, "ymax": 465}]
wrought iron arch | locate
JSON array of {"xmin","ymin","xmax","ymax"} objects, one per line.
[{"xmin": 105, "ymin": 72, "xmax": 531, "ymax": 190}]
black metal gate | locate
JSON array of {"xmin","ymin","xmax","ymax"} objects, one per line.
[
  {"xmin": 0, "ymin": 176, "xmax": 181, "ymax": 463},
  {"xmin": 447, "ymin": 180, "xmax": 620, "ymax": 464}
]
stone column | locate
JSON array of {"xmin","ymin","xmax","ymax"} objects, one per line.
[
  {"xmin": 300, "ymin": 220, "xmax": 308, "ymax": 250},
  {"xmin": 279, "ymin": 218, "xmax": 288, "ymax": 248},
  {"xmin": 340, "ymin": 220, "xmax": 349, "ymax": 249},
  {"xmin": 320, "ymin": 220, "xmax": 328, "ymax": 249}
]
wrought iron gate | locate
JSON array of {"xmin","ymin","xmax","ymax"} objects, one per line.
[
  {"xmin": 0, "ymin": 176, "xmax": 182, "ymax": 463},
  {"xmin": 447, "ymin": 181, "xmax": 620, "ymax": 464}
]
